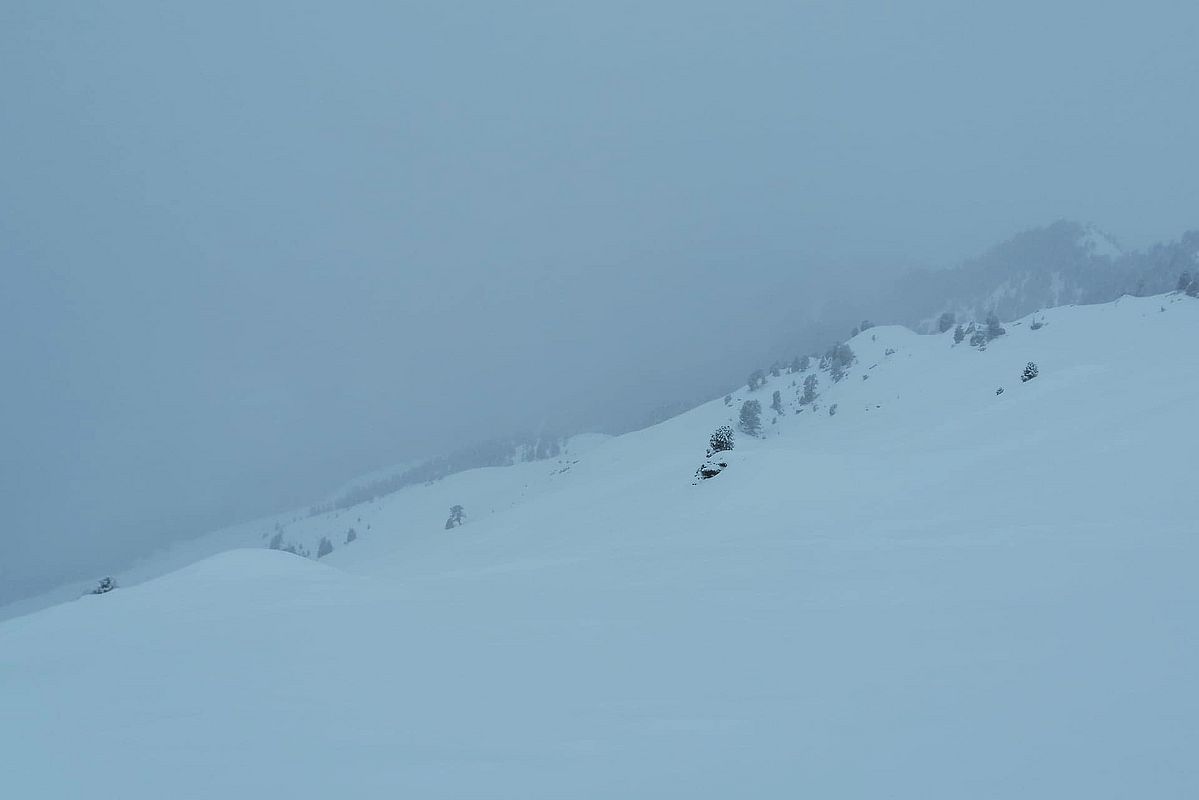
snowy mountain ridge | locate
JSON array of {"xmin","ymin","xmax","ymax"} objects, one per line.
[{"xmin": 2, "ymin": 292, "xmax": 1198, "ymax": 797}]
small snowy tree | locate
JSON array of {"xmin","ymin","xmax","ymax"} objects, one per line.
[
  {"xmin": 445, "ymin": 505, "xmax": 466, "ymax": 530},
  {"xmin": 317, "ymin": 537, "xmax": 334, "ymax": 558},
  {"xmin": 739, "ymin": 400, "xmax": 762, "ymax": 436},
  {"xmin": 1178, "ymin": 272, "xmax": 1193, "ymax": 292},
  {"xmin": 345, "ymin": 528, "xmax": 357, "ymax": 544},
  {"xmin": 938, "ymin": 312, "xmax": 956, "ymax": 333},
  {"xmin": 708, "ymin": 425, "xmax": 735, "ymax": 454},
  {"xmin": 824, "ymin": 342, "xmax": 855, "ymax": 381},
  {"xmin": 827, "ymin": 403, "xmax": 838, "ymax": 417},
  {"xmin": 799, "ymin": 374, "xmax": 818, "ymax": 405},
  {"xmin": 747, "ymin": 370, "xmax": 766, "ymax": 391},
  {"xmin": 771, "ymin": 390, "xmax": 783, "ymax": 414},
  {"xmin": 953, "ymin": 324, "xmax": 966, "ymax": 344},
  {"xmin": 985, "ymin": 313, "xmax": 1006, "ymax": 340},
  {"xmin": 1021, "ymin": 362, "xmax": 1039, "ymax": 382}
]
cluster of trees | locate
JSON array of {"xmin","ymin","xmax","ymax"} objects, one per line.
[
  {"xmin": 268, "ymin": 532, "xmax": 310, "ymax": 557},
  {"xmin": 822, "ymin": 342, "xmax": 856, "ymax": 382},
  {"xmin": 263, "ymin": 522, "xmax": 363, "ymax": 562},
  {"xmin": 967, "ymin": 314, "xmax": 1006, "ymax": 348},
  {"xmin": 727, "ymin": 335, "xmax": 858, "ymax": 441},
  {"xmin": 749, "ymin": 355, "xmax": 816, "ymax": 392},
  {"xmin": 951, "ymin": 313, "xmax": 1006, "ymax": 349}
]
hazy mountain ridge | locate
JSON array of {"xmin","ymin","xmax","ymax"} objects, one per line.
[
  {"xmin": 5, "ymin": 221, "xmax": 1196, "ymax": 613},
  {"xmin": 4, "ymin": 292, "xmax": 1197, "ymax": 796},
  {"xmin": 895, "ymin": 220, "xmax": 1199, "ymax": 331}
]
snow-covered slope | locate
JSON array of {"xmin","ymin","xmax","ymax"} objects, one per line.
[{"xmin": 3, "ymin": 294, "xmax": 1198, "ymax": 798}]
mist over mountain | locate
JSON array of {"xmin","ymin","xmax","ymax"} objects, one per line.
[
  {"xmin": 749, "ymin": 220, "xmax": 1198, "ymax": 381},
  {"xmin": 6, "ymin": 3, "xmax": 1199, "ymax": 789},
  {"xmin": 5, "ymin": 216, "xmax": 1198, "ymax": 607}
]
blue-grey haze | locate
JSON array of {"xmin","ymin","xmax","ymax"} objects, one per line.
[{"xmin": 3, "ymin": 1, "xmax": 1198, "ymax": 602}]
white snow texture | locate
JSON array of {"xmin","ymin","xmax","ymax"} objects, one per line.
[{"xmin": 2, "ymin": 294, "xmax": 1197, "ymax": 798}]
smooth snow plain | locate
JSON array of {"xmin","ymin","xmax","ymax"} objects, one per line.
[{"xmin": 2, "ymin": 294, "xmax": 1197, "ymax": 798}]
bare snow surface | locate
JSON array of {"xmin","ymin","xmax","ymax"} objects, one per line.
[{"xmin": 3, "ymin": 295, "xmax": 1198, "ymax": 798}]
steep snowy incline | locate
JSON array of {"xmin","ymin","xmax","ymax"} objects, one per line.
[{"xmin": 2, "ymin": 294, "xmax": 1197, "ymax": 798}]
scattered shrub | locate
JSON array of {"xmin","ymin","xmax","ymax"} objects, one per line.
[
  {"xmin": 708, "ymin": 425, "xmax": 735, "ymax": 454},
  {"xmin": 739, "ymin": 400, "xmax": 763, "ymax": 436},
  {"xmin": 90, "ymin": 577, "xmax": 117, "ymax": 595}
]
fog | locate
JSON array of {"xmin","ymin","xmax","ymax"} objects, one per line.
[{"xmin": 3, "ymin": 1, "xmax": 1197, "ymax": 602}]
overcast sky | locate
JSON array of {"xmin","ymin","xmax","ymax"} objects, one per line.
[{"xmin": 3, "ymin": 0, "xmax": 1198, "ymax": 602}]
